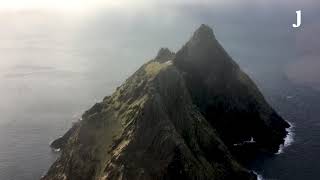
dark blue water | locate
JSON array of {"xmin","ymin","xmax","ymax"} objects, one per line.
[
  {"xmin": 246, "ymin": 73, "xmax": 320, "ymax": 180},
  {"xmin": 0, "ymin": 2, "xmax": 319, "ymax": 180}
]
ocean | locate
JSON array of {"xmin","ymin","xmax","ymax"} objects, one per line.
[{"xmin": 0, "ymin": 3, "xmax": 319, "ymax": 180}]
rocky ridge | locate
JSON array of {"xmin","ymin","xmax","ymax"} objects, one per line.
[{"xmin": 43, "ymin": 24, "xmax": 289, "ymax": 180}]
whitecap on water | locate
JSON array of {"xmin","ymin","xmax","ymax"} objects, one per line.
[
  {"xmin": 252, "ymin": 171, "xmax": 264, "ymax": 180},
  {"xmin": 286, "ymin": 95, "xmax": 293, "ymax": 99},
  {"xmin": 276, "ymin": 121, "xmax": 294, "ymax": 155},
  {"xmin": 233, "ymin": 137, "xmax": 256, "ymax": 146}
]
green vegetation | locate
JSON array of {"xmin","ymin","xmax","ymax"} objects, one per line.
[{"xmin": 43, "ymin": 24, "xmax": 288, "ymax": 180}]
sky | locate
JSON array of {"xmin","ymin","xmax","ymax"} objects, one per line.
[
  {"xmin": 0, "ymin": 0, "xmax": 103, "ymax": 10},
  {"xmin": 0, "ymin": 0, "xmax": 319, "ymax": 89},
  {"xmin": 0, "ymin": 0, "xmax": 318, "ymax": 11},
  {"xmin": 0, "ymin": 1, "xmax": 319, "ymax": 180}
]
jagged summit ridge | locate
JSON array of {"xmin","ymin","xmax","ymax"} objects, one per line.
[
  {"xmin": 155, "ymin": 47, "xmax": 175, "ymax": 62},
  {"xmin": 174, "ymin": 24, "xmax": 235, "ymax": 80},
  {"xmin": 190, "ymin": 24, "xmax": 216, "ymax": 43}
]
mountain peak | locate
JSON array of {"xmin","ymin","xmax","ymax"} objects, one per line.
[
  {"xmin": 43, "ymin": 25, "xmax": 289, "ymax": 180},
  {"xmin": 155, "ymin": 47, "xmax": 175, "ymax": 62},
  {"xmin": 174, "ymin": 24, "xmax": 228, "ymax": 76},
  {"xmin": 191, "ymin": 24, "xmax": 215, "ymax": 42}
]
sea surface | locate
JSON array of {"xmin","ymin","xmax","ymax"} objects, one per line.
[{"xmin": 0, "ymin": 3, "xmax": 320, "ymax": 180}]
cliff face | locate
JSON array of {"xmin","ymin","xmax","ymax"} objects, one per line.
[
  {"xmin": 174, "ymin": 25, "xmax": 289, "ymax": 153},
  {"xmin": 43, "ymin": 25, "xmax": 289, "ymax": 180}
]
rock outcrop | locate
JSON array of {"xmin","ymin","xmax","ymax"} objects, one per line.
[{"xmin": 42, "ymin": 24, "xmax": 289, "ymax": 180}]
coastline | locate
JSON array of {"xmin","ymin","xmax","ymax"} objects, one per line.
[{"xmin": 276, "ymin": 121, "xmax": 294, "ymax": 155}]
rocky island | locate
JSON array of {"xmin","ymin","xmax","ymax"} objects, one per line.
[{"xmin": 43, "ymin": 24, "xmax": 290, "ymax": 180}]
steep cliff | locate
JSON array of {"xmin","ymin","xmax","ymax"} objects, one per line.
[{"xmin": 43, "ymin": 25, "xmax": 289, "ymax": 180}]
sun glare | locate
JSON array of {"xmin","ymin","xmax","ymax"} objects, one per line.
[{"xmin": 0, "ymin": 0, "xmax": 127, "ymax": 11}]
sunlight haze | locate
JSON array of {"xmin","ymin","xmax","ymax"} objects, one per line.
[{"xmin": 0, "ymin": 0, "xmax": 132, "ymax": 11}]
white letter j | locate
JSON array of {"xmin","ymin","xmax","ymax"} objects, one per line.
[{"xmin": 293, "ymin": 10, "xmax": 301, "ymax": 28}]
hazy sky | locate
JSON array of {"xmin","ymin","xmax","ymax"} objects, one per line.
[
  {"xmin": 0, "ymin": 0, "xmax": 319, "ymax": 89},
  {"xmin": 0, "ymin": 0, "xmax": 318, "ymax": 11},
  {"xmin": 0, "ymin": 1, "xmax": 319, "ymax": 180}
]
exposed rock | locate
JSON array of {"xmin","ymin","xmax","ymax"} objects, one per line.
[
  {"xmin": 174, "ymin": 24, "xmax": 289, "ymax": 153},
  {"xmin": 50, "ymin": 121, "xmax": 81, "ymax": 150},
  {"xmin": 155, "ymin": 48, "xmax": 175, "ymax": 63},
  {"xmin": 42, "ymin": 25, "xmax": 289, "ymax": 180}
]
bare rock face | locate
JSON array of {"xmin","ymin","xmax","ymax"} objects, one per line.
[
  {"xmin": 50, "ymin": 121, "xmax": 81, "ymax": 150},
  {"xmin": 174, "ymin": 24, "xmax": 289, "ymax": 153},
  {"xmin": 42, "ymin": 25, "xmax": 289, "ymax": 180},
  {"xmin": 155, "ymin": 48, "xmax": 175, "ymax": 63}
]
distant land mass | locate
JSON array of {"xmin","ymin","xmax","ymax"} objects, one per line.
[{"xmin": 43, "ymin": 24, "xmax": 290, "ymax": 180}]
